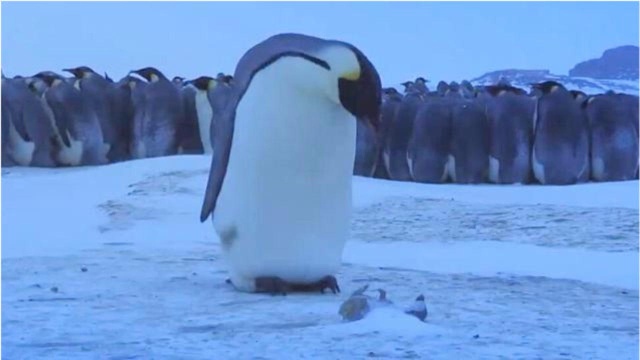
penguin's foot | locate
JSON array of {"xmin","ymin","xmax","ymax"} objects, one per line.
[
  {"xmin": 254, "ymin": 276, "xmax": 289, "ymax": 296},
  {"xmin": 252, "ymin": 275, "xmax": 341, "ymax": 295},
  {"xmin": 289, "ymin": 275, "xmax": 341, "ymax": 294}
]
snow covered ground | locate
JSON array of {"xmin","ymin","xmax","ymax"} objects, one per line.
[{"xmin": 2, "ymin": 155, "xmax": 638, "ymax": 359}]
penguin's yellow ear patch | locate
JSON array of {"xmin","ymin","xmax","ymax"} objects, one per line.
[
  {"xmin": 340, "ymin": 70, "xmax": 360, "ymax": 81},
  {"xmin": 208, "ymin": 80, "xmax": 217, "ymax": 90},
  {"xmin": 150, "ymin": 73, "xmax": 159, "ymax": 82}
]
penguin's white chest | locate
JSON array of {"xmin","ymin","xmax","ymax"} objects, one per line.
[
  {"xmin": 7, "ymin": 119, "xmax": 35, "ymax": 166},
  {"xmin": 195, "ymin": 90, "xmax": 213, "ymax": 154},
  {"xmin": 214, "ymin": 75, "xmax": 356, "ymax": 291}
]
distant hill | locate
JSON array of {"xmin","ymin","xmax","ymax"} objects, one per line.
[
  {"xmin": 569, "ymin": 45, "xmax": 638, "ymax": 80},
  {"xmin": 470, "ymin": 45, "xmax": 639, "ymax": 96},
  {"xmin": 471, "ymin": 69, "xmax": 638, "ymax": 96}
]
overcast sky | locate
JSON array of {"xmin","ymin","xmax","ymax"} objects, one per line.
[{"xmin": 2, "ymin": 2, "xmax": 638, "ymax": 86}]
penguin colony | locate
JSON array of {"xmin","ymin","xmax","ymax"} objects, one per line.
[
  {"xmin": 2, "ymin": 69, "xmax": 638, "ymax": 184},
  {"xmin": 358, "ymin": 78, "xmax": 639, "ymax": 184},
  {"xmin": 1, "ymin": 67, "xmax": 232, "ymax": 167}
]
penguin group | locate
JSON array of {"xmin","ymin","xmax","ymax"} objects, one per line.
[
  {"xmin": 2, "ymin": 68, "xmax": 638, "ymax": 185},
  {"xmin": 1, "ymin": 67, "xmax": 233, "ymax": 167},
  {"xmin": 355, "ymin": 78, "xmax": 639, "ymax": 184}
]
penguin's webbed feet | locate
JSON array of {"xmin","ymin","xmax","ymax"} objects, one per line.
[
  {"xmin": 316, "ymin": 275, "xmax": 341, "ymax": 294},
  {"xmin": 290, "ymin": 275, "xmax": 341, "ymax": 294},
  {"xmin": 253, "ymin": 275, "xmax": 341, "ymax": 295},
  {"xmin": 254, "ymin": 276, "xmax": 289, "ymax": 296}
]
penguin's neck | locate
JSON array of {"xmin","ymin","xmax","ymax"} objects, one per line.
[{"xmin": 195, "ymin": 89, "xmax": 213, "ymax": 154}]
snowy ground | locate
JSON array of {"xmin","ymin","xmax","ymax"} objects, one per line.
[{"xmin": 2, "ymin": 155, "xmax": 638, "ymax": 359}]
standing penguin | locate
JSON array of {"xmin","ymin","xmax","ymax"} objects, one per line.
[
  {"xmin": 129, "ymin": 67, "xmax": 182, "ymax": 159},
  {"xmin": 413, "ymin": 77, "xmax": 429, "ymax": 94},
  {"xmin": 584, "ymin": 93, "xmax": 638, "ymax": 181},
  {"xmin": 200, "ymin": 33, "xmax": 381, "ymax": 294},
  {"xmin": 2, "ymin": 76, "xmax": 60, "ymax": 167},
  {"xmin": 185, "ymin": 76, "xmax": 219, "ymax": 154},
  {"xmin": 484, "ymin": 85, "xmax": 535, "ymax": 184},
  {"xmin": 408, "ymin": 95, "xmax": 452, "ymax": 183},
  {"xmin": 176, "ymin": 79, "xmax": 204, "ymax": 154},
  {"xmin": 386, "ymin": 87, "xmax": 422, "ymax": 181},
  {"xmin": 531, "ymin": 81, "xmax": 589, "ymax": 184},
  {"xmin": 447, "ymin": 96, "xmax": 490, "ymax": 183},
  {"xmin": 64, "ymin": 66, "xmax": 129, "ymax": 162},
  {"xmin": 35, "ymin": 72, "xmax": 108, "ymax": 166},
  {"xmin": 372, "ymin": 87, "xmax": 402, "ymax": 180}
]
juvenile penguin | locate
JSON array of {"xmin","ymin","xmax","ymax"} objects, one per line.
[
  {"xmin": 200, "ymin": 33, "xmax": 381, "ymax": 294},
  {"xmin": 64, "ymin": 66, "xmax": 129, "ymax": 162},
  {"xmin": 531, "ymin": 81, "xmax": 589, "ymax": 184},
  {"xmin": 129, "ymin": 67, "xmax": 182, "ymax": 158},
  {"xmin": 484, "ymin": 85, "xmax": 535, "ymax": 184},
  {"xmin": 584, "ymin": 93, "xmax": 638, "ymax": 181},
  {"xmin": 35, "ymin": 72, "xmax": 108, "ymax": 166},
  {"xmin": 408, "ymin": 95, "xmax": 452, "ymax": 183}
]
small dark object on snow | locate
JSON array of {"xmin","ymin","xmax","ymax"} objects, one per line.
[
  {"xmin": 405, "ymin": 294, "xmax": 428, "ymax": 321},
  {"xmin": 473, "ymin": 334, "xmax": 480, "ymax": 339},
  {"xmin": 50, "ymin": 287, "xmax": 59, "ymax": 293},
  {"xmin": 81, "ymin": 267, "xmax": 88, "ymax": 272}
]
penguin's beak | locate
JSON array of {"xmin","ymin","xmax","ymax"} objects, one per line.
[
  {"xmin": 62, "ymin": 68, "xmax": 83, "ymax": 78},
  {"xmin": 337, "ymin": 55, "xmax": 381, "ymax": 133},
  {"xmin": 128, "ymin": 70, "xmax": 149, "ymax": 82}
]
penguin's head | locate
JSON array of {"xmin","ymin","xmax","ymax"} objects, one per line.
[
  {"xmin": 63, "ymin": 66, "xmax": 96, "ymax": 79},
  {"xmin": 415, "ymin": 77, "xmax": 429, "ymax": 84},
  {"xmin": 130, "ymin": 67, "xmax": 164, "ymax": 83},
  {"xmin": 33, "ymin": 71, "xmax": 65, "ymax": 87},
  {"xmin": 569, "ymin": 90, "xmax": 587, "ymax": 102},
  {"xmin": 531, "ymin": 81, "xmax": 564, "ymax": 95},
  {"xmin": 172, "ymin": 76, "xmax": 185, "ymax": 86},
  {"xmin": 485, "ymin": 85, "xmax": 525, "ymax": 97},
  {"xmin": 334, "ymin": 45, "xmax": 381, "ymax": 132},
  {"xmin": 273, "ymin": 42, "xmax": 380, "ymax": 131},
  {"xmin": 416, "ymin": 294, "xmax": 425, "ymax": 301},
  {"xmin": 187, "ymin": 76, "xmax": 217, "ymax": 91},
  {"xmin": 436, "ymin": 81, "xmax": 449, "ymax": 94}
]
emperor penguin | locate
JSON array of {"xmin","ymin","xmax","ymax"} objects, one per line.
[
  {"xmin": 64, "ymin": 66, "xmax": 129, "ymax": 162},
  {"xmin": 129, "ymin": 67, "xmax": 182, "ymax": 158},
  {"xmin": 176, "ymin": 79, "xmax": 204, "ymax": 154},
  {"xmin": 35, "ymin": 72, "xmax": 108, "ymax": 166},
  {"xmin": 584, "ymin": 93, "xmax": 638, "ymax": 181},
  {"xmin": 373, "ymin": 87, "xmax": 402, "ymax": 180},
  {"xmin": 185, "ymin": 76, "xmax": 219, "ymax": 154},
  {"xmin": 413, "ymin": 77, "xmax": 429, "ymax": 94},
  {"xmin": 408, "ymin": 95, "xmax": 452, "ymax": 183},
  {"xmin": 2, "ymin": 76, "xmax": 59, "ymax": 167},
  {"xmin": 484, "ymin": 85, "xmax": 535, "ymax": 184},
  {"xmin": 448, "ymin": 96, "xmax": 490, "ymax": 183},
  {"xmin": 530, "ymin": 81, "xmax": 589, "ymax": 184},
  {"xmin": 199, "ymin": 33, "xmax": 381, "ymax": 295},
  {"xmin": 386, "ymin": 86, "xmax": 422, "ymax": 181}
]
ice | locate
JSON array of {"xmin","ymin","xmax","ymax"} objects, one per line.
[{"xmin": 2, "ymin": 155, "xmax": 638, "ymax": 359}]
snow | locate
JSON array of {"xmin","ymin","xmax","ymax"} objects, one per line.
[{"xmin": 2, "ymin": 155, "xmax": 638, "ymax": 359}]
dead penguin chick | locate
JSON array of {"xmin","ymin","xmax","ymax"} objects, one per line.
[{"xmin": 405, "ymin": 294, "xmax": 428, "ymax": 322}]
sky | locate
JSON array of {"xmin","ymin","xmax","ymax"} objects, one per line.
[{"xmin": 2, "ymin": 2, "xmax": 638, "ymax": 86}]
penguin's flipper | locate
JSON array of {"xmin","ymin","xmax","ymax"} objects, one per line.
[{"xmin": 200, "ymin": 97, "xmax": 236, "ymax": 222}]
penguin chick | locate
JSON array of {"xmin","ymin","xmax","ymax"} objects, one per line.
[{"xmin": 405, "ymin": 294, "xmax": 428, "ymax": 322}]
